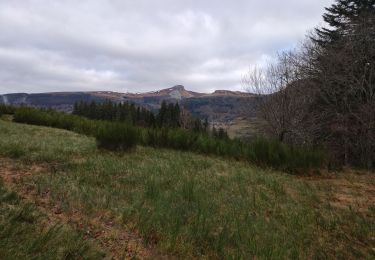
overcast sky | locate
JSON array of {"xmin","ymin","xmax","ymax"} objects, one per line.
[{"xmin": 0, "ymin": 0, "xmax": 331, "ymax": 94}]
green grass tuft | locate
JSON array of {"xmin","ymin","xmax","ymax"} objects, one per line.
[{"xmin": 0, "ymin": 180, "xmax": 105, "ymax": 259}]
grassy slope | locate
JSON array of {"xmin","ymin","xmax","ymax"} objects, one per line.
[
  {"xmin": 0, "ymin": 179, "xmax": 104, "ymax": 259},
  {"xmin": 0, "ymin": 120, "xmax": 374, "ymax": 259}
]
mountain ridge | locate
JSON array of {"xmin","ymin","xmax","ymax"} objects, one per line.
[
  {"xmin": 0, "ymin": 86, "xmax": 259, "ymax": 132},
  {"xmin": 1, "ymin": 85, "xmax": 254, "ymax": 100}
]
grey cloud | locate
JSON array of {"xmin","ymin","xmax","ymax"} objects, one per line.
[{"xmin": 0, "ymin": 0, "xmax": 331, "ymax": 94}]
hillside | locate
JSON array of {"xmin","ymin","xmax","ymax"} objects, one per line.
[
  {"xmin": 0, "ymin": 119, "xmax": 374, "ymax": 259},
  {"xmin": 0, "ymin": 86, "xmax": 260, "ymax": 132}
]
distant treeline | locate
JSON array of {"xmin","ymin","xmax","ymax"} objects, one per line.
[
  {"xmin": 0, "ymin": 105, "xmax": 325, "ymax": 173},
  {"xmin": 73, "ymin": 100, "xmax": 229, "ymax": 139},
  {"xmin": 73, "ymin": 100, "xmax": 157, "ymax": 127}
]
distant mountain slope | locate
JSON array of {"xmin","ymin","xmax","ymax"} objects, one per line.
[{"xmin": 0, "ymin": 85, "xmax": 260, "ymax": 127}]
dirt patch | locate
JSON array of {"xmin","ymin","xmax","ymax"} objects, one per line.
[
  {"xmin": 0, "ymin": 158, "xmax": 46, "ymax": 184},
  {"xmin": 303, "ymin": 170, "xmax": 375, "ymax": 213},
  {"xmin": 0, "ymin": 157, "xmax": 167, "ymax": 260}
]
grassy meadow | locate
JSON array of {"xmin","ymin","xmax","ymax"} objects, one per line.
[
  {"xmin": 0, "ymin": 119, "xmax": 374, "ymax": 259},
  {"xmin": 0, "ymin": 176, "xmax": 104, "ymax": 259}
]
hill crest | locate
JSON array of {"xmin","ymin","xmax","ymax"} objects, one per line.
[{"xmin": 0, "ymin": 86, "xmax": 259, "ymax": 130}]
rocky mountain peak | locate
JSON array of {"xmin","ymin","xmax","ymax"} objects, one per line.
[{"xmin": 171, "ymin": 85, "xmax": 185, "ymax": 91}]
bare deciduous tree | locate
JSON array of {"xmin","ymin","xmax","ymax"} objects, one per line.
[{"xmin": 243, "ymin": 51, "xmax": 313, "ymax": 144}]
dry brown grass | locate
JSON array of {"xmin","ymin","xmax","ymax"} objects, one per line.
[{"xmin": 303, "ymin": 169, "xmax": 375, "ymax": 214}]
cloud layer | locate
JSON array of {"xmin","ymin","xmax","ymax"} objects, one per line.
[{"xmin": 0, "ymin": 0, "xmax": 330, "ymax": 94}]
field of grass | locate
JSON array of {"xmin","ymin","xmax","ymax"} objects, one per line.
[
  {"xmin": 226, "ymin": 117, "xmax": 267, "ymax": 140},
  {"xmin": 0, "ymin": 119, "xmax": 374, "ymax": 259},
  {"xmin": 0, "ymin": 177, "xmax": 104, "ymax": 259}
]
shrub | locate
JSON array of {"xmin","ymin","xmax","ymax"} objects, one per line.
[
  {"xmin": 96, "ymin": 122, "xmax": 138, "ymax": 151},
  {"xmin": 14, "ymin": 108, "xmax": 96, "ymax": 136},
  {"xmin": 0, "ymin": 105, "xmax": 15, "ymax": 115},
  {"xmin": 14, "ymin": 108, "xmax": 45, "ymax": 126},
  {"xmin": 245, "ymin": 138, "xmax": 326, "ymax": 173},
  {"xmin": 139, "ymin": 128, "xmax": 156, "ymax": 147}
]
